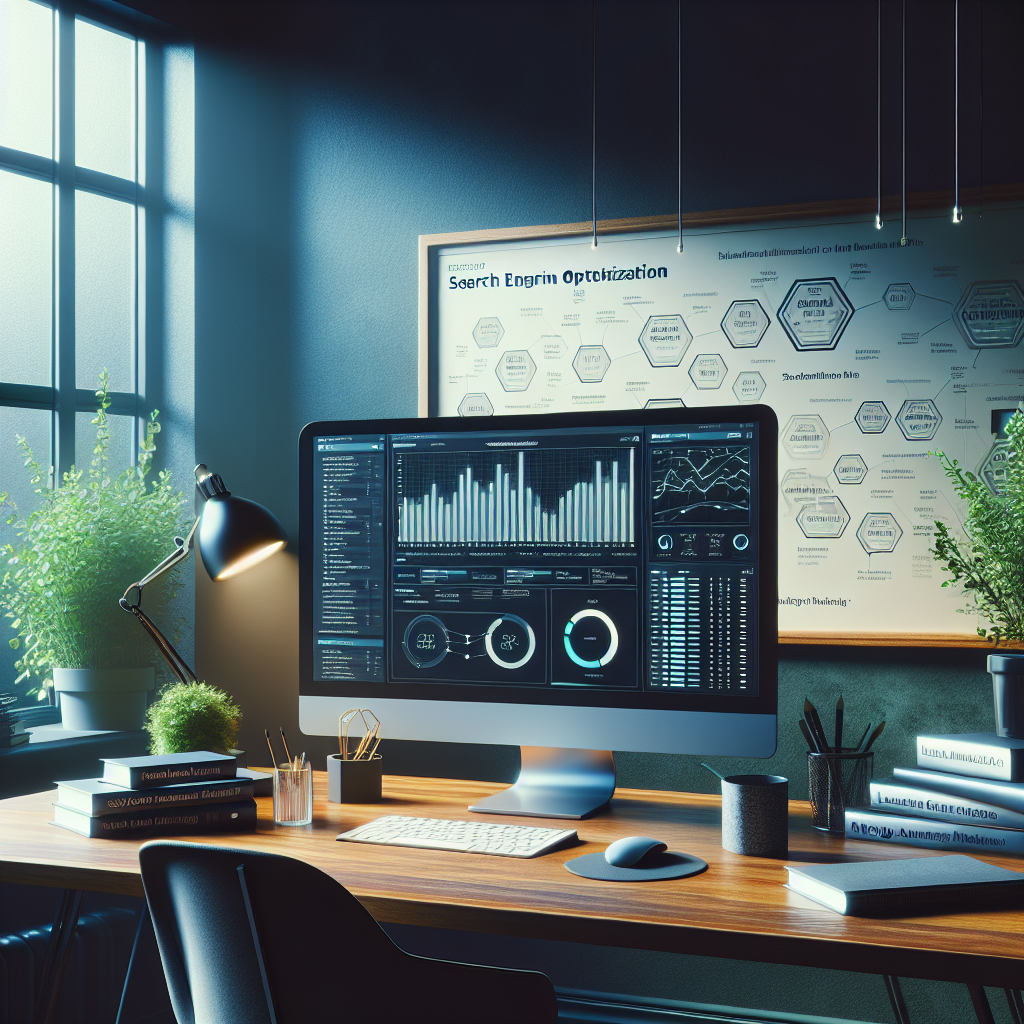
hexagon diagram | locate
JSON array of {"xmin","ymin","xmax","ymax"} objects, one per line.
[
  {"xmin": 780, "ymin": 469, "xmax": 831, "ymax": 511},
  {"xmin": 721, "ymin": 299, "xmax": 770, "ymax": 348},
  {"xmin": 834, "ymin": 454, "xmax": 868, "ymax": 485},
  {"xmin": 883, "ymin": 283, "xmax": 916, "ymax": 311},
  {"xmin": 732, "ymin": 371, "xmax": 766, "ymax": 403},
  {"xmin": 473, "ymin": 317, "xmax": 504, "ymax": 349},
  {"xmin": 688, "ymin": 353, "xmax": 727, "ymax": 390},
  {"xmin": 572, "ymin": 345, "xmax": 611, "ymax": 383},
  {"xmin": 781, "ymin": 414, "xmax": 830, "ymax": 459},
  {"xmin": 645, "ymin": 397, "xmax": 685, "ymax": 408},
  {"xmin": 796, "ymin": 496, "xmax": 850, "ymax": 539},
  {"xmin": 896, "ymin": 399, "xmax": 942, "ymax": 441},
  {"xmin": 496, "ymin": 350, "xmax": 536, "ymax": 392},
  {"xmin": 855, "ymin": 401, "xmax": 891, "ymax": 434},
  {"xmin": 856, "ymin": 512, "xmax": 903, "ymax": 554},
  {"xmin": 458, "ymin": 393, "xmax": 494, "ymax": 417},
  {"xmin": 640, "ymin": 315, "xmax": 692, "ymax": 367},
  {"xmin": 979, "ymin": 441, "xmax": 1012, "ymax": 496},
  {"xmin": 953, "ymin": 281, "xmax": 1024, "ymax": 349},
  {"xmin": 778, "ymin": 278, "xmax": 854, "ymax": 351}
]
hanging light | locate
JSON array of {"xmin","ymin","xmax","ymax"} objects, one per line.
[
  {"xmin": 952, "ymin": 0, "xmax": 962, "ymax": 221},
  {"xmin": 876, "ymin": 0, "xmax": 883, "ymax": 229}
]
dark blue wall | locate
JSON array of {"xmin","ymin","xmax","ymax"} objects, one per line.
[{"xmin": 181, "ymin": 3, "xmax": 1016, "ymax": 1020}]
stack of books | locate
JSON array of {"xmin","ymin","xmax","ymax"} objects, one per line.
[
  {"xmin": 845, "ymin": 731, "xmax": 1024, "ymax": 854},
  {"xmin": 52, "ymin": 751, "xmax": 259, "ymax": 838}
]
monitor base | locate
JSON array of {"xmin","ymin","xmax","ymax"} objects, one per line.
[{"xmin": 469, "ymin": 746, "xmax": 615, "ymax": 820}]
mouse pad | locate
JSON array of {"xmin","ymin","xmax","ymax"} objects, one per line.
[{"xmin": 564, "ymin": 851, "xmax": 708, "ymax": 882}]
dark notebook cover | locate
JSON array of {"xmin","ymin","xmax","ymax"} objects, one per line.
[
  {"xmin": 52, "ymin": 799, "xmax": 257, "ymax": 838},
  {"xmin": 100, "ymin": 751, "xmax": 237, "ymax": 790},
  {"xmin": 55, "ymin": 776, "xmax": 254, "ymax": 816},
  {"xmin": 786, "ymin": 854, "xmax": 1024, "ymax": 915}
]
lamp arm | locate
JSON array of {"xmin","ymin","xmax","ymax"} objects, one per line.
[{"xmin": 119, "ymin": 514, "xmax": 202, "ymax": 686}]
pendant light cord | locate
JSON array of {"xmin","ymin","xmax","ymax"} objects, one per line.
[
  {"xmin": 677, "ymin": 0, "xmax": 683, "ymax": 253},
  {"xmin": 900, "ymin": 0, "xmax": 907, "ymax": 246},
  {"xmin": 876, "ymin": 0, "xmax": 883, "ymax": 229},
  {"xmin": 978, "ymin": 0, "xmax": 983, "ymax": 216},
  {"xmin": 953, "ymin": 0, "xmax": 961, "ymax": 221},
  {"xmin": 591, "ymin": 0, "xmax": 597, "ymax": 248}
]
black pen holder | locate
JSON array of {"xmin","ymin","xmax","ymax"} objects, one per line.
[
  {"xmin": 327, "ymin": 754, "xmax": 383, "ymax": 803},
  {"xmin": 807, "ymin": 750, "xmax": 873, "ymax": 834}
]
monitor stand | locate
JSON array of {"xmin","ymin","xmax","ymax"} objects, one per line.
[{"xmin": 468, "ymin": 746, "xmax": 615, "ymax": 820}]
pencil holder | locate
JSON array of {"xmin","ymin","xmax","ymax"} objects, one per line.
[
  {"xmin": 327, "ymin": 754, "xmax": 383, "ymax": 803},
  {"xmin": 273, "ymin": 765, "xmax": 313, "ymax": 826},
  {"xmin": 807, "ymin": 750, "xmax": 873, "ymax": 834}
]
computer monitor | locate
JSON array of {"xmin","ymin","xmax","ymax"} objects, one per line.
[{"xmin": 299, "ymin": 404, "xmax": 777, "ymax": 818}]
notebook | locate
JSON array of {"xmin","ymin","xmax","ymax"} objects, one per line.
[{"xmin": 785, "ymin": 855, "xmax": 1024, "ymax": 915}]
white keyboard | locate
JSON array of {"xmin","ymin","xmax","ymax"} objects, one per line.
[{"xmin": 337, "ymin": 815, "xmax": 577, "ymax": 858}]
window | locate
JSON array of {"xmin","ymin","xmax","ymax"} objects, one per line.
[{"xmin": 1, "ymin": 0, "xmax": 157, "ymax": 701}]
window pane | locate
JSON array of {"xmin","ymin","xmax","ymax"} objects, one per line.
[
  {"xmin": 0, "ymin": 170, "xmax": 52, "ymax": 385},
  {"xmin": 0, "ymin": 405, "xmax": 48, "ymax": 702},
  {"xmin": 75, "ymin": 190, "xmax": 133, "ymax": 391},
  {"xmin": 75, "ymin": 18, "xmax": 134, "ymax": 180},
  {"xmin": 0, "ymin": 0, "xmax": 53, "ymax": 159},
  {"xmin": 75, "ymin": 409, "xmax": 131, "ymax": 476}
]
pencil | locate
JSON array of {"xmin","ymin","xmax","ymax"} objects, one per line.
[{"xmin": 834, "ymin": 694, "xmax": 844, "ymax": 753}]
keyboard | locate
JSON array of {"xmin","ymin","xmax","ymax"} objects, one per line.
[{"xmin": 337, "ymin": 815, "xmax": 577, "ymax": 858}]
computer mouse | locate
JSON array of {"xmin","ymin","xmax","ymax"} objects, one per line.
[{"xmin": 604, "ymin": 836, "xmax": 668, "ymax": 868}]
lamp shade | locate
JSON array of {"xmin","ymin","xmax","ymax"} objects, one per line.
[{"xmin": 197, "ymin": 493, "xmax": 287, "ymax": 581}]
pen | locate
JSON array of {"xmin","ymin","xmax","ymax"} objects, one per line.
[
  {"xmin": 280, "ymin": 727, "xmax": 293, "ymax": 765},
  {"xmin": 834, "ymin": 694, "xmax": 844, "ymax": 753},
  {"xmin": 264, "ymin": 729, "xmax": 277, "ymax": 768},
  {"xmin": 799, "ymin": 718, "xmax": 818, "ymax": 753},
  {"xmin": 803, "ymin": 698, "xmax": 831, "ymax": 754},
  {"xmin": 863, "ymin": 721, "xmax": 886, "ymax": 752},
  {"xmin": 855, "ymin": 722, "xmax": 872, "ymax": 752}
]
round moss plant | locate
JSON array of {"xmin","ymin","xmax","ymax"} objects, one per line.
[{"xmin": 145, "ymin": 682, "xmax": 241, "ymax": 755}]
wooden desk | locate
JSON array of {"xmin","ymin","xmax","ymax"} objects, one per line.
[{"xmin": 1, "ymin": 774, "xmax": 1022, "ymax": 993}]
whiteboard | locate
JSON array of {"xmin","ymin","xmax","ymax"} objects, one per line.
[{"xmin": 424, "ymin": 205, "xmax": 1024, "ymax": 640}]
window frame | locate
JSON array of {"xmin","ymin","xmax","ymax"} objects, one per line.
[{"xmin": 0, "ymin": 0, "xmax": 151, "ymax": 481}]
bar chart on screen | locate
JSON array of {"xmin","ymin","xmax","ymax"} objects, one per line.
[{"xmin": 394, "ymin": 445, "xmax": 638, "ymax": 547}]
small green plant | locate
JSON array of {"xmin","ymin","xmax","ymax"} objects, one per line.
[
  {"xmin": 931, "ymin": 407, "xmax": 1024, "ymax": 644},
  {"xmin": 145, "ymin": 681, "xmax": 241, "ymax": 755},
  {"xmin": 0, "ymin": 372, "xmax": 191, "ymax": 696}
]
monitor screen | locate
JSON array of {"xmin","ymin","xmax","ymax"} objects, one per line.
[{"xmin": 299, "ymin": 405, "xmax": 777, "ymax": 742}]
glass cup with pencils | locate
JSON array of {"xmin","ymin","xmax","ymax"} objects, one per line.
[{"xmin": 267, "ymin": 728, "xmax": 313, "ymax": 826}]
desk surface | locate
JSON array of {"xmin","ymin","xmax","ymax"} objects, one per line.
[{"xmin": 1, "ymin": 774, "xmax": 1021, "ymax": 987}]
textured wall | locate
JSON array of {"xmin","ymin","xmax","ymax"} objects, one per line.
[{"xmin": 188, "ymin": 4, "xmax": 1014, "ymax": 1020}]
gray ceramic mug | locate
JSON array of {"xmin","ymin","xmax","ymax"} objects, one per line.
[{"xmin": 721, "ymin": 774, "xmax": 789, "ymax": 858}]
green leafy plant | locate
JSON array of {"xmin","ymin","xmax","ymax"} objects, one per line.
[
  {"xmin": 931, "ymin": 408, "xmax": 1024, "ymax": 644},
  {"xmin": 145, "ymin": 681, "xmax": 241, "ymax": 755},
  {"xmin": 0, "ymin": 372, "xmax": 191, "ymax": 696}
]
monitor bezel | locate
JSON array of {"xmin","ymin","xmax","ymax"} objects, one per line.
[{"xmin": 299, "ymin": 404, "xmax": 777, "ymax": 717}]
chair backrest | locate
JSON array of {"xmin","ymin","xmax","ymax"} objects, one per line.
[{"xmin": 138, "ymin": 840, "xmax": 556, "ymax": 1024}]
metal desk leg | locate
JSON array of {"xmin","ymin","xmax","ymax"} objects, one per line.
[
  {"xmin": 883, "ymin": 975, "xmax": 911, "ymax": 1024},
  {"xmin": 1006, "ymin": 989, "xmax": 1024, "ymax": 1024},
  {"xmin": 967, "ymin": 984, "xmax": 995, "ymax": 1024},
  {"xmin": 32, "ymin": 888, "xmax": 84, "ymax": 1024},
  {"xmin": 115, "ymin": 905, "xmax": 174, "ymax": 1024}
]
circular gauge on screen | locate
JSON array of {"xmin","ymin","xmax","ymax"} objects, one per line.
[
  {"xmin": 483, "ymin": 614, "xmax": 537, "ymax": 669},
  {"xmin": 402, "ymin": 614, "xmax": 449, "ymax": 668},
  {"xmin": 563, "ymin": 609, "xmax": 619, "ymax": 669}
]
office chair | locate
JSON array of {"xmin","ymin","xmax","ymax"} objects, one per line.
[{"xmin": 138, "ymin": 840, "xmax": 557, "ymax": 1024}]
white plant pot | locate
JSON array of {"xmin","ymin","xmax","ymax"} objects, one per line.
[{"xmin": 53, "ymin": 667, "xmax": 155, "ymax": 731}]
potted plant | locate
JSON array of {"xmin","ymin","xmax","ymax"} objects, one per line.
[
  {"xmin": 144, "ymin": 681, "xmax": 241, "ymax": 755},
  {"xmin": 0, "ymin": 373, "xmax": 190, "ymax": 730},
  {"xmin": 932, "ymin": 407, "xmax": 1024, "ymax": 644},
  {"xmin": 932, "ymin": 407, "xmax": 1024, "ymax": 736}
]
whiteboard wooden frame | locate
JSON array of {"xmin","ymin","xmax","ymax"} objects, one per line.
[{"xmin": 418, "ymin": 185, "xmax": 1024, "ymax": 649}]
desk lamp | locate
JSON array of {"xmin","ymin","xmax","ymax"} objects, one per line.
[{"xmin": 119, "ymin": 464, "xmax": 287, "ymax": 684}]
